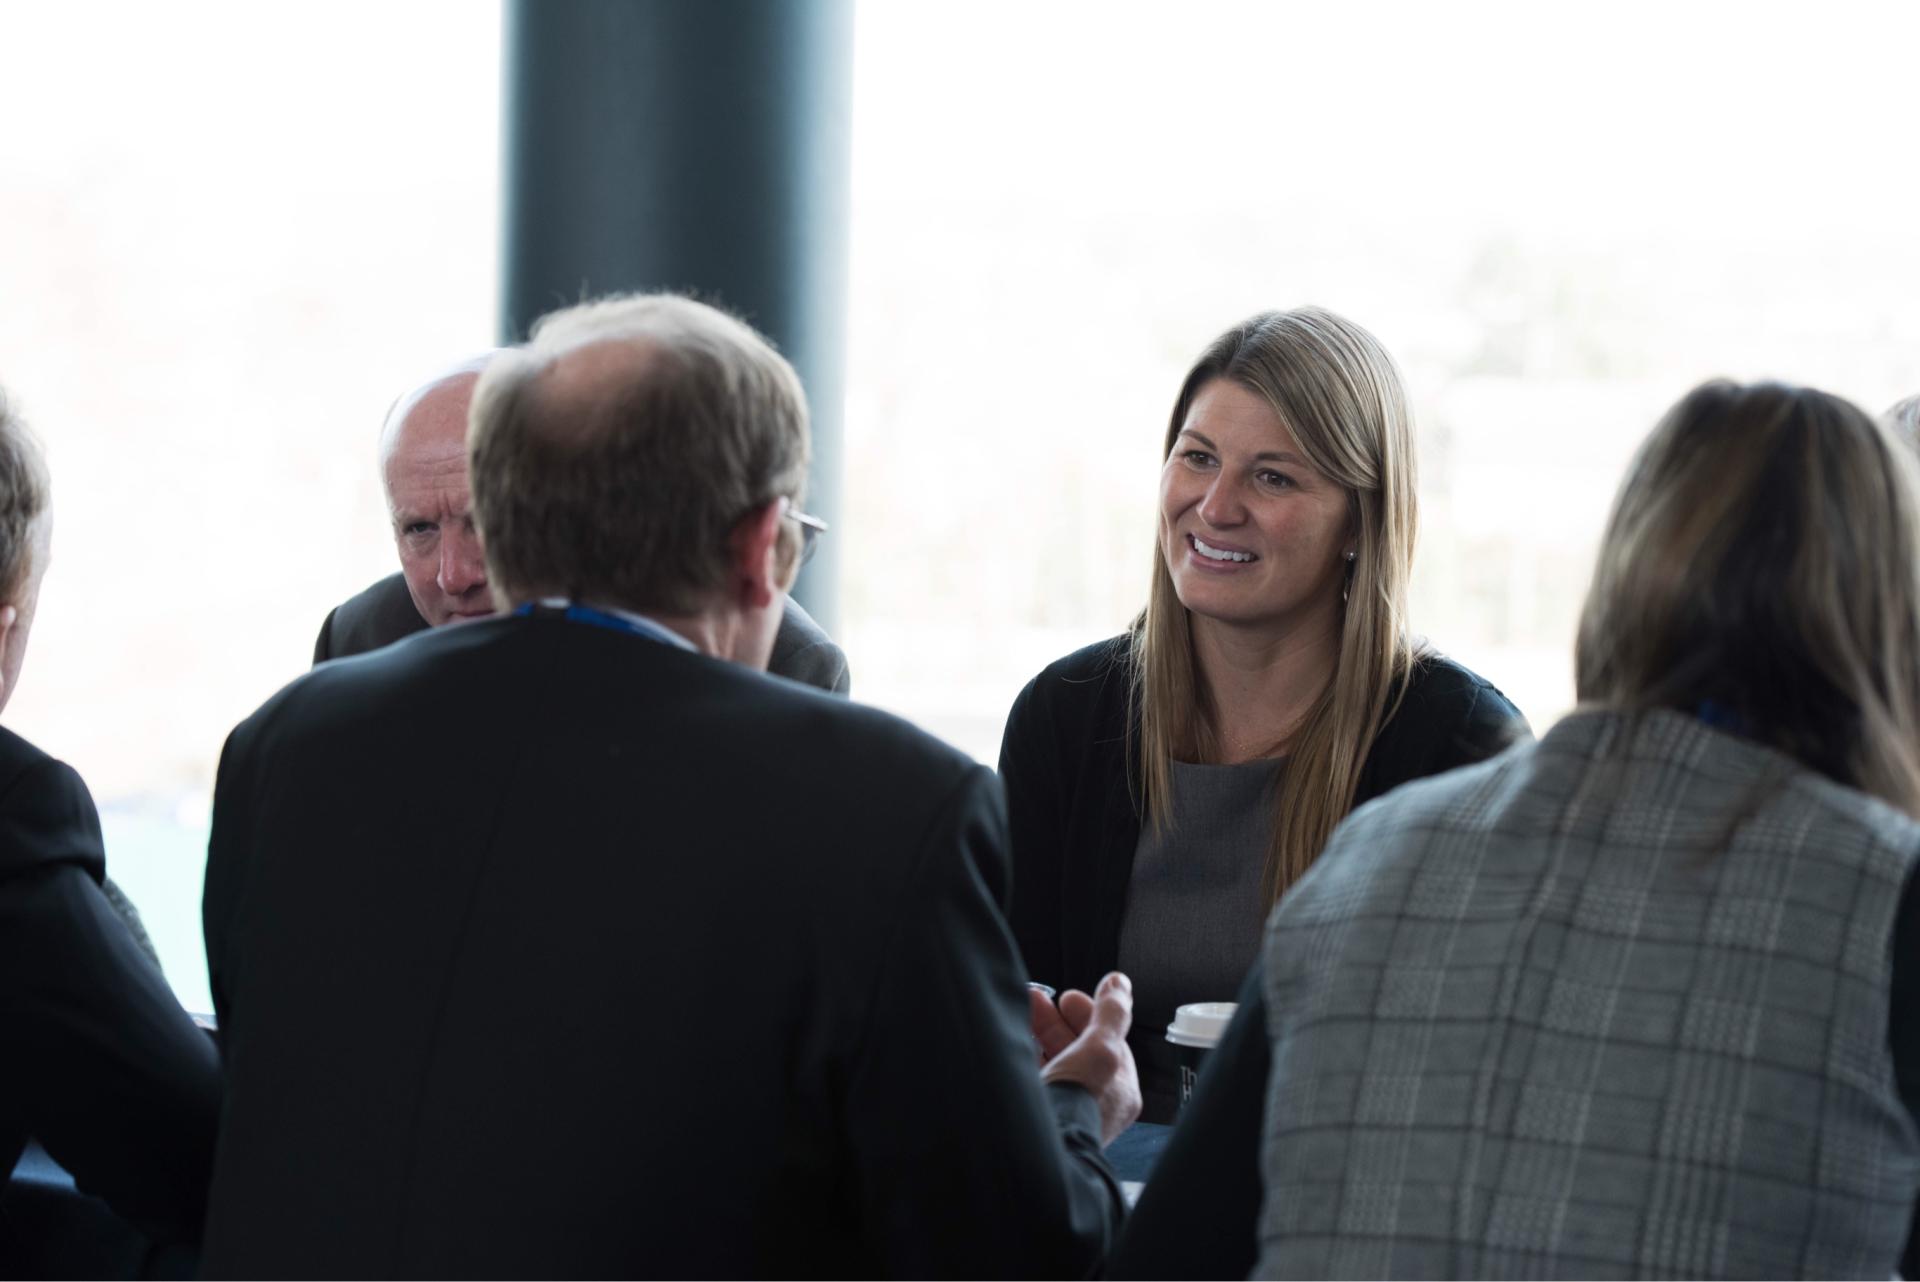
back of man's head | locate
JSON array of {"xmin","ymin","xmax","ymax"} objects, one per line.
[
  {"xmin": 0, "ymin": 387, "xmax": 49, "ymax": 606},
  {"xmin": 468, "ymin": 294, "xmax": 811, "ymax": 616},
  {"xmin": 0, "ymin": 387, "xmax": 52, "ymax": 712}
]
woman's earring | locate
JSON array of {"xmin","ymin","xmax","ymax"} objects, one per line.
[{"xmin": 1342, "ymin": 550, "xmax": 1357, "ymax": 605}]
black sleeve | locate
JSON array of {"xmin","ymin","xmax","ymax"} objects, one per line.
[
  {"xmin": 203, "ymin": 725, "xmax": 255, "ymax": 1036},
  {"xmin": 1889, "ymin": 862, "xmax": 1920, "ymax": 1279},
  {"xmin": 1403, "ymin": 671, "xmax": 1530, "ymax": 785},
  {"xmin": 1360, "ymin": 666, "xmax": 1531, "ymax": 809},
  {"xmin": 0, "ymin": 759, "xmax": 223, "ymax": 1245},
  {"xmin": 1109, "ymin": 959, "xmax": 1270, "ymax": 1280},
  {"xmin": 1433, "ymin": 679, "xmax": 1531, "ymax": 773},
  {"xmin": 999, "ymin": 676, "xmax": 1069, "ymax": 990},
  {"xmin": 311, "ymin": 607, "xmax": 337, "ymax": 666},
  {"xmin": 844, "ymin": 764, "xmax": 1124, "ymax": 1279}
]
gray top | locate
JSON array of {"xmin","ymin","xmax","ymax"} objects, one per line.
[{"xmin": 1119, "ymin": 755, "xmax": 1280, "ymax": 1123}]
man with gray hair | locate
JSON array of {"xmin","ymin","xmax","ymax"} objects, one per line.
[
  {"xmin": 312, "ymin": 351, "xmax": 849, "ymax": 693},
  {"xmin": 201, "ymin": 294, "xmax": 1137, "ymax": 1278}
]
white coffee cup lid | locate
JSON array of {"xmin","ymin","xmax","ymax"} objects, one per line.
[{"xmin": 1166, "ymin": 1001, "xmax": 1237, "ymax": 1048}]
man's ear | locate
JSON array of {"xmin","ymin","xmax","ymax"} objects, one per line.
[
  {"xmin": 0, "ymin": 605, "xmax": 16, "ymax": 706},
  {"xmin": 726, "ymin": 500, "xmax": 786, "ymax": 611}
]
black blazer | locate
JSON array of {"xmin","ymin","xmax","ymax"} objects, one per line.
[
  {"xmin": 310, "ymin": 571, "xmax": 430, "ymax": 665},
  {"xmin": 0, "ymin": 726, "xmax": 222, "ymax": 1254},
  {"xmin": 313, "ymin": 571, "xmax": 854, "ymax": 695},
  {"xmin": 201, "ymin": 617, "xmax": 1121, "ymax": 1279},
  {"xmin": 998, "ymin": 635, "xmax": 1528, "ymax": 996}
]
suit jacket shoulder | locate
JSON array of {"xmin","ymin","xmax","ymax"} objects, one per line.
[
  {"xmin": 770, "ymin": 597, "xmax": 851, "ymax": 696},
  {"xmin": 1000, "ymin": 634, "xmax": 1139, "ymax": 991},
  {"xmin": 213, "ymin": 620, "xmax": 972, "ymax": 1026},
  {"xmin": 0, "ymin": 725, "xmax": 222, "ymax": 1248},
  {"xmin": 312, "ymin": 572, "xmax": 428, "ymax": 665},
  {"xmin": 202, "ymin": 618, "xmax": 1120, "ymax": 1276},
  {"xmin": 1006, "ymin": 634, "xmax": 1135, "ymax": 748},
  {"xmin": 0, "ymin": 725, "xmax": 105, "ymax": 882},
  {"xmin": 1357, "ymin": 651, "xmax": 1531, "ymax": 807},
  {"xmin": 313, "ymin": 575, "xmax": 854, "ymax": 695}
]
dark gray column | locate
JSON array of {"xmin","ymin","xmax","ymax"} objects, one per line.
[{"xmin": 500, "ymin": 0, "xmax": 852, "ymax": 629}]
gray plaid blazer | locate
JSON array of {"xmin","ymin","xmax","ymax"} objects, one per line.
[{"xmin": 1257, "ymin": 708, "xmax": 1920, "ymax": 1279}]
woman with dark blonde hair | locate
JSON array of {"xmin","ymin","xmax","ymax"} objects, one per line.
[
  {"xmin": 1117, "ymin": 380, "xmax": 1920, "ymax": 1279},
  {"xmin": 1000, "ymin": 308, "xmax": 1525, "ymax": 1122}
]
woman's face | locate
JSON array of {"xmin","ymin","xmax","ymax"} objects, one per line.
[{"xmin": 1159, "ymin": 378, "xmax": 1353, "ymax": 635}]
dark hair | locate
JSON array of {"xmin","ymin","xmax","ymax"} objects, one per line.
[{"xmin": 1576, "ymin": 380, "xmax": 1920, "ymax": 811}]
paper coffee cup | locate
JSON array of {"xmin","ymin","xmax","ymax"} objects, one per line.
[{"xmin": 1166, "ymin": 1001, "xmax": 1237, "ymax": 1111}]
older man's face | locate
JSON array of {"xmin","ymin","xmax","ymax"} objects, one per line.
[{"xmin": 383, "ymin": 373, "xmax": 491, "ymax": 627}]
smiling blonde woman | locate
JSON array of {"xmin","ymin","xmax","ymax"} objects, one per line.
[{"xmin": 999, "ymin": 308, "xmax": 1528, "ymax": 1122}]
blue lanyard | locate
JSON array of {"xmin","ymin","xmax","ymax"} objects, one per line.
[
  {"xmin": 511, "ymin": 601, "xmax": 678, "ymax": 645},
  {"xmin": 1695, "ymin": 699, "xmax": 1751, "ymax": 737}
]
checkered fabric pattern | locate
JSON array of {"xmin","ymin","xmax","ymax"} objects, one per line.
[{"xmin": 1256, "ymin": 708, "xmax": 1920, "ymax": 1280}]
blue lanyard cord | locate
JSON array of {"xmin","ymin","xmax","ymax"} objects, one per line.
[
  {"xmin": 511, "ymin": 601, "xmax": 675, "ymax": 643},
  {"xmin": 1695, "ymin": 699, "xmax": 1752, "ymax": 737}
]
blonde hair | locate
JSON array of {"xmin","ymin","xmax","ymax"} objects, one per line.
[
  {"xmin": 1133, "ymin": 308, "xmax": 1418, "ymax": 903},
  {"xmin": 1577, "ymin": 380, "xmax": 1920, "ymax": 814}
]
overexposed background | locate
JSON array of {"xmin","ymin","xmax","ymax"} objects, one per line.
[
  {"xmin": 1, "ymin": 2, "xmax": 503, "ymax": 1008},
  {"xmin": 2, "ymin": 0, "xmax": 1917, "ymax": 1008}
]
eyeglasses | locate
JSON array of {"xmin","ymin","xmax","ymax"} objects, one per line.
[{"xmin": 785, "ymin": 506, "xmax": 829, "ymax": 567}]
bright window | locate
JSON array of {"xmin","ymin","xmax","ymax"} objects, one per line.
[
  {"xmin": 2, "ymin": 2, "xmax": 1916, "ymax": 1009},
  {"xmin": 0, "ymin": 2, "xmax": 502, "ymax": 1008},
  {"xmin": 843, "ymin": 0, "xmax": 1920, "ymax": 761}
]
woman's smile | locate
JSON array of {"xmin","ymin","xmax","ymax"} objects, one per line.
[
  {"xmin": 1160, "ymin": 378, "xmax": 1351, "ymax": 630},
  {"xmin": 1186, "ymin": 532, "xmax": 1258, "ymax": 568}
]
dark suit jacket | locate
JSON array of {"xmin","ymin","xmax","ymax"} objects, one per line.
[
  {"xmin": 0, "ymin": 726, "xmax": 222, "ymax": 1255},
  {"xmin": 201, "ymin": 618, "xmax": 1122, "ymax": 1279},
  {"xmin": 313, "ymin": 571, "xmax": 852, "ymax": 695},
  {"xmin": 998, "ymin": 635, "xmax": 1529, "ymax": 997}
]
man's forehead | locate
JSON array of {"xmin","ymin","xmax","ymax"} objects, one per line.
[
  {"xmin": 384, "ymin": 372, "xmax": 480, "ymax": 460},
  {"xmin": 386, "ymin": 446, "xmax": 471, "ymax": 512},
  {"xmin": 382, "ymin": 376, "xmax": 479, "ymax": 520},
  {"xmin": 378, "ymin": 350, "xmax": 498, "ymax": 456}
]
